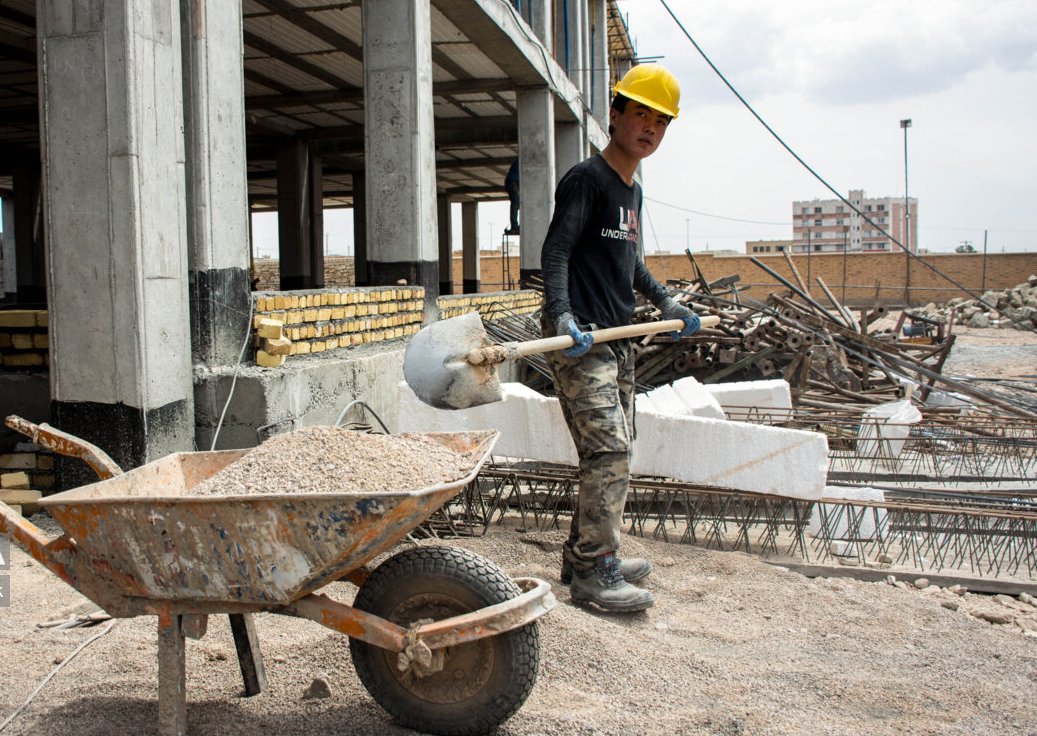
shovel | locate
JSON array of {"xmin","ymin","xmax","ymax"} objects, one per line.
[{"xmin": 404, "ymin": 311, "xmax": 720, "ymax": 410}]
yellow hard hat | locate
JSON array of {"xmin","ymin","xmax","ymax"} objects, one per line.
[{"xmin": 613, "ymin": 64, "xmax": 680, "ymax": 119}]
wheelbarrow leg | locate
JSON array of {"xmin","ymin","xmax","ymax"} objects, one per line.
[
  {"xmin": 229, "ymin": 613, "xmax": 266, "ymax": 696},
  {"xmin": 157, "ymin": 613, "xmax": 187, "ymax": 736}
]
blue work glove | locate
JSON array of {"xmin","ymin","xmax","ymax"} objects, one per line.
[
  {"xmin": 555, "ymin": 312, "xmax": 594, "ymax": 357},
  {"xmin": 659, "ymin": 298, "xmax": 701, "ymax": 339}
]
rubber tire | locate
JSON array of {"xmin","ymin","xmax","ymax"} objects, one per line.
[{"xmin": 350, "ymin": 546, "xmax": 540, "ymax": 736}]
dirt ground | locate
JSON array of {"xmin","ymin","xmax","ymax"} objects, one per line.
[
  {"xmin": 1, "ymin": 526, "xmax": 1035, "ymax": 736},
  {"xmin": 1, "ymin": 326, "xmax": 1035, "ymax": 736}
]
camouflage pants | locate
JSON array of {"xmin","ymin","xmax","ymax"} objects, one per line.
[{"xmin": 541, "ymin": 314, "xmax": 635, "ymax": 571}]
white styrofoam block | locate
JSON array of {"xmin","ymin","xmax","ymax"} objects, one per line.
[
  {"xmin": 630, "ymin": 411, "xmax": 829, "ymax": 499},
  {"xmin": 398, "ymin": 381, "xmax": 578, "ymax": 465},
  {"xmin": 400, "ymin": 381, "xmax": 828, "ymax": 499},
  {"xmin": 808, "ymin": 486, "xmax": 887, "ymax": 540},
  {"xmin": 705, "ymin": 379, "xmax": 793, "ymax": 424},
  {"xmin": 670, "ymin": 376, "xmax": 726, "ymax": 420},
  {"xmin": 634, "ymin": 393, "xmax": 659, "ymax": 415},
  {"xmin": 643, "ymin": 384, "xmax": 687, "ymax": 416},
  {"xmin": 858, "ymin": 400, "xmax": 923, "ymax": 461}
]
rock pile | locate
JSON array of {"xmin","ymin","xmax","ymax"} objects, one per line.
[{"xmin": 915, "ymin": 274, "xmax": 1037, "ymax": 330}]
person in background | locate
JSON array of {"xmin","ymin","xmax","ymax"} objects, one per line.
[
  {"xmin": 540, "ymin": 64, "xmax": 700, "ymax": 612},
  {"xmin": 504, "ymin": 160, "xmax": 520, "ymax": 235}
]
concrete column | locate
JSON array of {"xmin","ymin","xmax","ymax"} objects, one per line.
[
  {"xmin": 438, "ymin": 194, "xmax": 453, "ymax": 296},
  {"xmin": 589, "ymin": 0, "xmax": 609, "ymax": 127},
  {"xmin": 559, "ymin": 0, "xmax": 586, "ymax": 96},
  {"xmin": 37, "ymin": 0, "xmax": 194, "ymax": 487},
  {"xmin": 363, "ymin": 0, "xmax": 439, "ymax": 302},
  {"xmin": 555, "ymin": 120, "xmax": 585, "ymax": 184},
  {"xmin": 276, "ymin": 140, "xmax": 325, "ymax": 290},
  {"xmin": 1, "ymin": 197, "xmax": 14, "ymax": 300},
  {"xmin": 578, "ymin": 0, "xmax": 590, "ymax": 99},
  {"xmin": 12, "ymin": 158, "xmax": 45, "ymax": 303},
  {"xmin": 517, "ymin": 87, "xmax": 555, "ymax": 281},
  {"xmin": 529, "ymin": 0, "xmax": 552, "ymax": 52},
  {"xmin": 180, "ymin": 0, "xmax": 251, "ymax": 367},
  {"xmin": 461, "ymin": 201, "xmax": 480, "ymax": 294},
  {"xmin": 352, "ymin": 172, "xmax": 368, "ymax": 285}
]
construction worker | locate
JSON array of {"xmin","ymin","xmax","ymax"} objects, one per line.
[
  {"xmin": 504, "ymin": 160, "xmax": 520, "ymax": 235},
  {"xmin": 540, "ymin": 64, "xmax": 700, "ymax": 612}
]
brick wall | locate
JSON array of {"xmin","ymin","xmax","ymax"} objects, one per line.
[
  {"xmin": 0, "ymin": 309, "xmax": 48, "ymax": 370},
  {"xmin": 252, "ymin": 287, "xmax": 424, "ymax": 361},
  {"xmin": 437, "ymin": 290, "xmax": 541, "ymax": 320},
  {"xmin": 255, "ymin": 251, "xmax": 1037, "ymax": 308},
  {"xmin": 642, "ymin": 250, "xmax": 1037, "ymax": 307}
]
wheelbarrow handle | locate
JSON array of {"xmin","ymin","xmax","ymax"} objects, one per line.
[
  {"xmin": 0, "ymin": 501, "xmax": 78, "ymax": 588},
  {"xmin": 465, "ymin": 315, "xmax": 722, "ymax": 364},
  {"xmin": 5, "ymin": 415, "xmax": 123, "ymax": 480}
]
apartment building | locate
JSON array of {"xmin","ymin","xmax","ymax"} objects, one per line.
[{"xmin": 792, "ymin": 190, "xmax": 917, "ymax": 254}]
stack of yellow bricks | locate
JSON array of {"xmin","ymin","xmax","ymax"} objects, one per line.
[
  {"xmin": 252, "ymin": 287, "xmax": 425, "ymax": 361},
  {"xmin": 437, "ymin": 290, "xmax": 541, "ymax": 320},
  {"xmin": 0, "ymin": 309, "xmax": 49, "ymax": 369},
  {"xmin": 0, "ymin": 451, "xmax": 54, "ymax": 516}
]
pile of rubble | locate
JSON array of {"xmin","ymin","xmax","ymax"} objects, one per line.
[
  {"xmin": 512, "ymin": 256, "xmax": 1035, "ymax": 418},
  {"xmin": 916, "ymin": 274, "xmax": 1037, "ymax": 329}
]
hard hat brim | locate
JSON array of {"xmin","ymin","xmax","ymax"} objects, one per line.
[{"xmin": 612, "ymin": 87, "xmax": 679, "ymax": 119}]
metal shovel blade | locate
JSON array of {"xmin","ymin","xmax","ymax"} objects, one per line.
[{"xmin": 404, "ymin": 311, "xmax": 503, "ymax": 410}]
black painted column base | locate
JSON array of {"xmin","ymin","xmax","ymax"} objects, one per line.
[
  {"xmin": 189, "ymin": 266, "xmax": 252, "ymax": 367},
  {"xmin": 51, "ymin": 398, "xmax": 192, "ymax": 490},
  {"xmin": 439, "ymin": 281, "xmax": 453, "ymax": 297},
  {"xmin": 462, "ymin": 279, "xmax": 480, "ymax": 294}
]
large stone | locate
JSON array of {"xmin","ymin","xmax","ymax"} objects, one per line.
[{"xmin": 967, "ymin": 311, "xmax": 991, "ymax": 328}]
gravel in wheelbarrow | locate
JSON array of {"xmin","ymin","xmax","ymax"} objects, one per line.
[{"xmin": 185, "ymin": 426, "xmax": 472, "ymax": 497}]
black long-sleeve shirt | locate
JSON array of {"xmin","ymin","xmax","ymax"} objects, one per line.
[{"xmin": 541, "ymin": 155, "xmax": 669, "ymax": 328}]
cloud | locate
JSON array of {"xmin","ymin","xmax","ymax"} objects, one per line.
[{"xmin": 634, "ymin": 0, "xmax": 1037, "ymax": 106}]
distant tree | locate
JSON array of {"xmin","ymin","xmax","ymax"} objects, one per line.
[{"xmin": 955, "ymin": 243, "xmax": 976, "ymax": 253}]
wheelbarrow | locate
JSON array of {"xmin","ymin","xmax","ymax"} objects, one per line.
[{"xmin": 0, "ymin": 416, "xmax": 555, "ymax": 736}]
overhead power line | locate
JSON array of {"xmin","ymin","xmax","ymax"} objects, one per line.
[
  {"xmin": 657, "ymin": 0, "xmax": 1036, "ymax": 334},
  {"xmin": 644, "ymin": 196, "xmax": 788, "ymax": 226}
]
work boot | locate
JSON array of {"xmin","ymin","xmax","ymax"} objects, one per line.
[
  {"xmin": 561, "ymin": 556, "xmax": 651, "ymax": 585},
  {"xmin": 570, "ymin": 554, "xmax": 655, "ymax": 612}
]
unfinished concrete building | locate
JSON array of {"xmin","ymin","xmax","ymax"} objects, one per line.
[{"xmin": 0, "ymin": 0, "xmax": 638, "ymax": 488}]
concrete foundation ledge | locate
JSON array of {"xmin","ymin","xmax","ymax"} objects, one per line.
[{"xmin": 193, "ymin": 345, "xmax": 406, "ymax": 451}]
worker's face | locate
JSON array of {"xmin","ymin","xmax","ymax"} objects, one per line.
[{"xmin": 609, "ymin": 102, "xmax": 671, "ymax": 159}]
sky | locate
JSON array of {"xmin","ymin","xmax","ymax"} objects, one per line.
[
  {"xmin": 251, "ymin": 0, "xmax": 1037, "ymax": 258},
  {"xmin": 618, "ymin": 0, "xmax": 1037, "ymax": 255}
]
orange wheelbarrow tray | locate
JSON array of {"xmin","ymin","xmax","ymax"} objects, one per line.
[{"xmin": 0, "ymin": 417, "xmax": 555, "ymax": 736}]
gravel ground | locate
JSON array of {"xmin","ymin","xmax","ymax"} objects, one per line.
[{"xmin": 1, "ymin": 526, "xmax": 1035, "ymax": 736}]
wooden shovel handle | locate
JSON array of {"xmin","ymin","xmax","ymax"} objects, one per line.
[{"xmin": 465, "ymin": 315, "xmax": 721, "ymax": 364}]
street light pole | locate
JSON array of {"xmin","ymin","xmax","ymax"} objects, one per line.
[
  {"xmin": 900, "ymin": 118, "xmax": 912, "ymax": 306},
  {"xmin": 842, "ymin": 225, "xmax": 848, "ymax": 302}
]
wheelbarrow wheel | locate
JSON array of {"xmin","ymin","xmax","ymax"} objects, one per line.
[{"xmin": 350, "ymin": 545, "xmax": 540, "ymax": 736}]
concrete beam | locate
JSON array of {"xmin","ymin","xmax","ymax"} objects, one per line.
[{"xmin": 433, "ymin": 0, "xmax": 586, "ymax": 123}]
